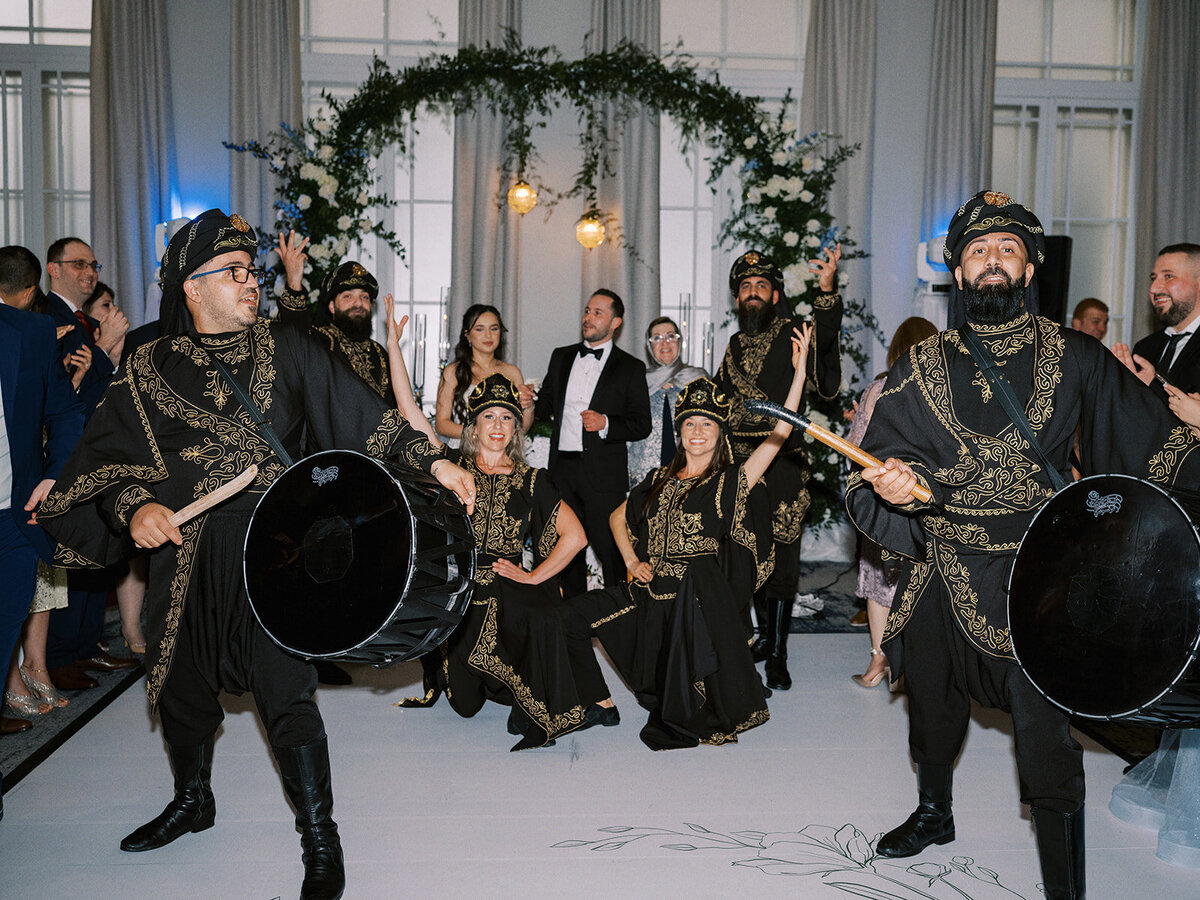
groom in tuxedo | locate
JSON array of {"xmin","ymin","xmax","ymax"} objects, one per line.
[{"xmin": 535, "ymin": 289, "xmax": 650, "ymax": 597}]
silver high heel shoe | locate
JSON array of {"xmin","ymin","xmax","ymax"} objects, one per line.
[
  {"xmin": 851, "ymin": 647, "xmax": 890, "ymax": 688},
  {"xmin": 20, "ymin": 664, "xmax": 70, "ymax": 709},
  {"xmin": 4, "ymin": 689, "xmax": 52, "ymax": 717}
]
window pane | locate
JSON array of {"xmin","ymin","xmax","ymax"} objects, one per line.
[
  {"xmin": 0, "ymin": 70, "xmax": 23, "ymax": 245},
  {"xmin": 1051, "ymin": 0, "xmax": 1125, "ymax": 68},
  {"xmin": 308, "ymin": 0, "xmax": 384, "ymax": 42},
  {"xmin": 997, "ymin": 0, "xmax": 1046, "ymax": 65},
  {"xmin": 660, "ymin": 119, "xmax": 695, "ymax": 208},
  {"xmin": 726, "ymin": 0, "xmax": 798, "ymax": 58},
  {"xmin": 388, "ymin": 0, "xmax": 456, "ymax": 44},
  {"xmin": 0, "ymin": 4, "xmax": 30, "ymax": 28},
  {"xmin": 33, "ymin": 0, "xmax": 90, "ymax": 31},
  {"xmin": 662, "ymin": 0, "xmax": 723, "ymax": 55},
  {"xmin": 991, "ymin": 106, "xmax": 1039, "ymax": 208},
  {"xmin": 410, "ymin": 114, "xmax": 453, "ymax": 201}
]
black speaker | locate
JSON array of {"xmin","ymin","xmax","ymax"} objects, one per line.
[{"xmin": 1036, "ymin": 235, "xmax": 1073, "ymax": 324}]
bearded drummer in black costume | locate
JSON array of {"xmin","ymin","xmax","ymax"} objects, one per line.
[
  {"xmin": 846, "ymin": 190, "xmax": 1200, "ymax": 899},
  {"xmin": 36, "ymin": 209, "xmax": 474, "ymax": 900}
]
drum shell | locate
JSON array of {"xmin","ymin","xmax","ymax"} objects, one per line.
[
  {"xmin": 1009, "ymin": 474, "xmax": 1200, "ymax": 727},
  {"xmin": 243, "ymin": 449, "xmax": 475, "ymax": 666}
]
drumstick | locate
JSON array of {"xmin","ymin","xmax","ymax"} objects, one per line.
[
  {"xmin": 168, "ymin": 464, "xmax": 259, "ymax": 527},
  {"xmin": 743, "ymin": 399, "xmax": 934, "ymax": 504}
]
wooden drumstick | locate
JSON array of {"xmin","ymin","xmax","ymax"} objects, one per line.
[
  {"xmin": 167, "ymin": 464, "xmax": 259, "ymax": 527},
  {"xmin": 743, "ymin": 399, "xmax": 934, "ymax": 504}
]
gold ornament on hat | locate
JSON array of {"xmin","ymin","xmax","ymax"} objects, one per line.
[
  {"xmin": 983, "ymin": 191, "xmax": 1011, "ymax": 207},
  {"xmin": 230, "ymin": 213, "xmax": 250, "ymax": 232},
  {"xmin": 743, "ymin": 251, "xmax": 760, "ymax": 265}
]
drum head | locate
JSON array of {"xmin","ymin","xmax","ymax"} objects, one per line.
[
  {"xmin": 1009, "ymin": 474, "xmax": 1200, "ymax": 720},
  {"xmin": 244, "ymin": 450, "xmax": 415, "ymax": 656}
]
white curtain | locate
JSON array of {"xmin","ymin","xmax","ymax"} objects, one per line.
[
  {"xmin": 1134, "ymin": 0, "xmax": 1200, "ymax": 338},
  {"xmin": 450, "ymin": 0, "xmax": 521, "ymax": 354},
  {"xmin": 799, "ymin": 0, "xmax": 876, "ymax": 296},
  {"xmin": 89, "ymin": 0, "xmax": 176, "ymax": 328},
  {"xmin": 229, "ymin": 0, "xmax": 302, "ymax": 239},
  {"xmin": 920, "ymin": 0, "xmax": 997, "ymax": 242},
  {"xmin": 582, "ymin": 0, "xmax": 660, "ymax": 353}
]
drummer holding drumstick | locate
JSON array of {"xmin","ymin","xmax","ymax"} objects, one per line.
[{"xmin": 848, "ymin": 191, "xmax": 1200, "ymax": 900}]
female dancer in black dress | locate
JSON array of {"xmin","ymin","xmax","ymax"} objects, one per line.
[
  {"xmin": 560, "ymin": 324, "xmax": 811, "ymax": 749},
  {"xmin": 385, "ymin": 302, "xmax": 607, "ymax": 750}
]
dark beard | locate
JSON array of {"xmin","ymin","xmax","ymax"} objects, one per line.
[
  {"xmin": 332, "ymin": 310, "xmax": 372, "ymax": 342},
  {"xmin": 1155, "ymin": 297, "xmax": 1196, "ymax": 328},
  {"xmin": 737, "ymin": 300, "xmax": 776, "ymax": 335},
  {"xmin": 962, "ymin": 271, "xmax": 1026, "ymax": 325}
]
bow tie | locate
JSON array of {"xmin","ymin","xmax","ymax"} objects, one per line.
[{"xmin": 578, "ymin": 345, "xmax": 602, "ymax": 360}]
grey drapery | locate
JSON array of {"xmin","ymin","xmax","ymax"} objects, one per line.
[
  {"xmin": 450, "ymin": 1, "xmax": 521, "ymax": 356},
  {"xmin": 798, "ymin": 0, "xmax": 876, "ymax": 296},
  {"xmin": 582, "ymin": 0, "xmax": 660, "ymax": 353},
  {"xmin": 1134, "ymin": 1, "xmax": 1200, "ymax": 339},
  {"xmin": 920, "ymin": 0, "xmax": 996, "ymax": 243},
  {"xmin": 229, "ymin": 0, "xmax": 301, "ymax": 241},
  {"xmin": 89, "ymin": 0, "xmax": 176, "ymax": 328}
]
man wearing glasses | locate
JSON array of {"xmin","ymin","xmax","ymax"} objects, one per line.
[
  {"xmin": 39, "ymin": 209, "xmax": 475, "ymax": 900},
  {"xmin": 44, "ymin": 238, "xmax": 128, "ymax": 415},
  {"xmin": 43, "ymin": 238, "xmax": 139, "ymax": 692}
]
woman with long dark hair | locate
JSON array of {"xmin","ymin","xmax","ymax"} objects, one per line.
[
  {"xmin": 385, "ymin": 301, "xmax": 610, "ymax": 750},
  {"xmin": 558, "ymin": 325, "xmax": 811, "ymax": 750},
  {"xmin": 434, "ymin": 304, "xmax": 534, "ymax": 444}
]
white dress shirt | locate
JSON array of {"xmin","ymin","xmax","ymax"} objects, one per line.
[{"xmin": 558, "ymin": 340, "xmax": 612, "ymax": 452}]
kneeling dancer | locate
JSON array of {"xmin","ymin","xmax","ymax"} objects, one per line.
[{"xmin": 560, "ymin": 325, "xmax": 810, "ymax": 750}]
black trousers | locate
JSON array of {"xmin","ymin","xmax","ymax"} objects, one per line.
[
  {"xmin": 550, "ymin": 454, "xmax": 626, "ymax": 597},
  {"xmin": 900, "ymin": 580, "xmax": 1084, "ymax": 814},
  {"xmin": 157, "ymin": 619, "xmax": 324, "ymax": 751}
]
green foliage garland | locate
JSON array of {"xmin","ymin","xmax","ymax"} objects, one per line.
[{"xmin": 227, "ymin": 40, "xmax": 881, "ymax": 527}]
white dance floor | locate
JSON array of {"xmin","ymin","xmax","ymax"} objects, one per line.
[{"xmin": 2, "ymin": 634, "xmax": 1195, "ymax": 899}]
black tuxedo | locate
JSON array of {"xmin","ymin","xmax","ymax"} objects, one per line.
[
  {"xmin": 1133, "ymin": 327, "xmax": 1200, "ymax": 401},
  {"xmin": 536, "ymin": 342, "xmax": 650, "ymax": 594}
]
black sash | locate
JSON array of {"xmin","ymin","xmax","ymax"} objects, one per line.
[
  {"xmin": 960, "ymin": 324, "xmax": 1068, "ymax": 492},
  {"xmin": 208, "ymin": 354, "xmax": 295, "ymax": 467}
]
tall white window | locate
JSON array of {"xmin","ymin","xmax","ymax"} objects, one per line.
[
  {"xmin": 993, "ymin": 0, "xmax": 1140, "ymax": 343},
  {"xmin": 0, "ymin": 1, "xmax": 91, "ymax": 254},
  {"xmin": 300, "ymin": 1, "xmax": 456, "ymax": 397},
  {"xmin": 659, "ymin": 0, "xmax": 808, "ymax": 368}
]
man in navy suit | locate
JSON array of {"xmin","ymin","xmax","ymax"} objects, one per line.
[
  {"xmin": 0, "ymin": 245, "xmax": 85, "ymax": 770},
  {"xmin": 535, "ymin": 290, "xmax": 651, "ymax": 597},
  {"xmin": 42, "ymin": 237, "xmax": 137, "ymax": 689}
]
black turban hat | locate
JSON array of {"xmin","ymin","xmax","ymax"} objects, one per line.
[
  {"xmin": 319, "ymin": 261, "xmax": 378, "ymax": 310},
  {"xmin": 729, "ymin": 250, "xmax": 784, "ymax": 297},
  {"xmin": 944, "ymin": 190, "xmax": 1046, "ymax": 330},
  {"xmin": 466, "ymin": 373, "xmax": 523, "ymax": 421},
  {"xmin": 158, "ymin": 209, "xmax": 258, "ymax": 335}
]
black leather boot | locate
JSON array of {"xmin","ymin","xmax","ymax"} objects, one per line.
[
  {"xmin": 276, "ymin": 738, "xmax": 346, "ymax": 900},
  {"xmin": 876, "ymin": 763, "xmax": 955, "ymax": 858},
  {"xmin": 1032, "ymin": 806, "xmax": 1085, "ymax": 899},
  {"xmin": 750, "ymin": 595, "xmax": 769, "ymax": 662},
  {"xmin": 121, "ymin": 737, "xmax": 216, "ymax": 851},
  {"xmin": 764, "ymin": 598, "xmax": 792, "ymax": 690}
]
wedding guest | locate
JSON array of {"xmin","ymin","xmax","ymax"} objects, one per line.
[
  {"xmin": 626, "ymin": 316, "xmax": 708, "ymax": 488},
  {"xmin": 847, "ymin": 317, "xmax": 937, "ymax": 688},
  {"xmin": 435, "ymin": 305, "xmax": 534, "ymax": 445}
]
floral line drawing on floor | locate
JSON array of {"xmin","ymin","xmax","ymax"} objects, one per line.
[{"xmin": 553, "ymin": 823, "xmax": 1037, "ymax": 899}]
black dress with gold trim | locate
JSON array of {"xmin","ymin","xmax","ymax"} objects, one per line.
[
  {"xmin": 439, "ymin": 451, "xmax": 588, "ymax": 750},
  {"xmin": 276, "ymin": 285, "xmax": 392, "ymax": 401},
  {"xmin": 584, "ymin": 465, "xmax": 774, "ymax": 750},
  {"xmin": 715, "ymin": 294, "xmax": 841, "ymax": 566},
  {"xmin": 37, "ymin": 320, "xmax": 442, "ymax": 708},
  {"xmin": 846, "ymin": 312, "xmax": 1200, "ymax": 662}
]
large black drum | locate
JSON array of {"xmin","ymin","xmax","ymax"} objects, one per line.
[
  {"xmin": 244, "ymin": 449, "xmax": 475, "ymax": 666},
  {"xmin": 1009, "ymin": 474, "xmax": 1200, "ymax": 727}
]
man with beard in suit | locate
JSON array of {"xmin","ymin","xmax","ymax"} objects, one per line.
[
  {"xmin": 535, "ymin": 290, "xmax": 651, "ymax": 597},
  {"xmin": 1117, "ymin": 244, "xmax": 1200, "ymax": 400}
]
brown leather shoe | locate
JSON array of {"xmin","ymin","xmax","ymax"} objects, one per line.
[
  {"xmin": 49, "ymin": 664, "xmax": 100, "ymax": 691},
  {"xmin": 76, "ymin": 652, "xmax": 140, "ymax": 673},
  {"xmin": 1, "ymin": 715, "xmax": 33, "ymax": 735}
]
